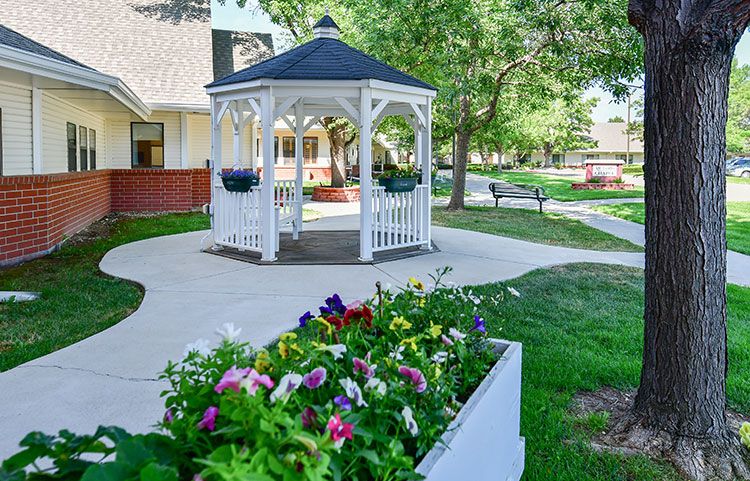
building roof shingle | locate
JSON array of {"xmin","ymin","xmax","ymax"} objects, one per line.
[
  {"xmin": 207, "ymin": 36, "xmax": 436, "ymax": 91},
  {"xmin": 0, "ymin": 24, "xmax": 95, "ymax": 71},
  {"xmin": 0, "ymin": 0, "xmax": 273, "ymax": 107}
]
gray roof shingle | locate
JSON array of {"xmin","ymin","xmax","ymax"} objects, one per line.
[
  {"xmin": 207, "ymin": 37, "xmax": 436, "ymax": 91},
  {"xmin": 313, "ymin": 15, "xmax": 339, "ymax": 29},
  {"xmin": 0, "ymin": 0, "xmax": 274, "ymax": 106},
  {"xmin": 0, "ymin": 24, "xmax": 95, "ymax": 71}
]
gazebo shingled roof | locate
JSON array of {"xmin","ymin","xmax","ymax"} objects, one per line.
[{"xmin": 206, "ymin": 36, "xmax": 435, "ymax": 91}]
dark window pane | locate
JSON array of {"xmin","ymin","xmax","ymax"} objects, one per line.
[
  {"xmin": 282, "ymin": 136, "xmax": 294, "ymax": 165},
  {"xmin": 131, "ymin": 123, "xmax": 164, "ymax": 168},
  {"xmin": 303, "ymin": 137, "xmax": 318, "ymax": 165},
  {"xmin": 67, "ymin": 122, "xmax": 77, "ymax": 172},
  {"xmin": 89, "ymin": 129, "xmax": 96, "ymax": 169},
  {"xmin": 79, "ymin": 126, "xmax": 88, "ymax": 171}
]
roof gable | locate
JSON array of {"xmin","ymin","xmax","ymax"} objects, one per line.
[{"xmin": 207, "ymin": 37, "xmax": 436, "ymax": 91}]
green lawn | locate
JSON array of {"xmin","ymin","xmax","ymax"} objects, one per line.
[
  {"xmin": 0, "ymin": 213, "xmax": 211, "ymax": 372},
  {"xmin": 728, "ymin": 176, "xmax": 750, "ymax": 184},
  {"xmin": 592, "ymin": 202, "xmax": 750, "ymax": 255},
  {"xmin": 476, "ymin": 170, "xmax": 645, "ymax": 201},
  {"xmin": 432, "ymin": 205, "xmax": 642, "ymax": 252},
  {"xmin": 477, "ymin": 263, "xmax": 750, "ymax": 480}
]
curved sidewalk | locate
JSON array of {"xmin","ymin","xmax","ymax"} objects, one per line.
[{"xmin": 0, "ymin": 226, "xmax": 642, "ymax": 459}]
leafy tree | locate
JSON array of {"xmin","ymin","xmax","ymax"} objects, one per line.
[
  {"xmin": 622, "ymin": 0, "xmax": 750, "ymax": 478},
  {"xmin": 608, "ymin": 115, "xmax": 625, "ymax": 122},
  {"xmin": 727, "ymin": 58, "xmax": 750, "ymax": 154}
]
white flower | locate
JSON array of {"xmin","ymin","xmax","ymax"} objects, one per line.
[
  {"xmin": 183, "ymin": 338, "xmax": 211, "ymax": 358},
  {"xmin": 449, "ymin": 327, "xmax": 466, "ymax": 341},
  {"xmin": 469, "ymin": 294, "xmax": 481, "ymax": 305},
  {"xmin": 364, "ymin": 377, "xmax": 387, "ymax": 396},
  {"xmin": 402, "ymin": 406, "xmax": 419, "ymax": 436},
  {"xmin": 431, "ymin": 351, "xmax": 449, "ymax": 364},
  {"xmin": 339, "ymin": 377, "xmax": 368, "ymax": 407},
  {"xmin": 389, "ymin": 345, "xmax": 405, "ymax": 361},
  {"xmin": 507, "ymin": 287, "xmax": 521, "ymax": 298},
  {"xmin": 215, "ymin": 322, "xmax": 242, "ymax": 342},
  {"xmin": 270, "ymin": 373, "xmax": 303, "ymax": 403},
  {"xmin": 316, "ymin": 343, "xmax": 347, "ymax": 360}
]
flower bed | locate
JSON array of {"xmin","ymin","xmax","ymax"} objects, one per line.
[
  {"xmin": 571, "ymin": 182, "xmax": 635, "ymax": 190},
  {"xmin": 0, "ymin": 269, "xmax": 523, "ymax": 481}
]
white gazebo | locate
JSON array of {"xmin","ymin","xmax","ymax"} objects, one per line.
[{"xmin": 204, "ymin": 15, "xmax": 437, "ymax": 262}]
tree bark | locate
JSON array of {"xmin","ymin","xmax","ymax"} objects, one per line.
[
  {"xmin": 623, "ymin": 0, "xmax": 750, "ymax": 478},
  {"xmin": 448, "ymin": 95, "xmax": 473, "ymax": 210},
  {"xmin": 322, "ymin": 118, "xmax": 348, "ymax": 188},
  {"xmin": 495, "ymin": 144, "xmax": 504, "ymax": 173},
  {"xmin": 543, "ymin": 143, "xmax": 553, "ymax": 167}
]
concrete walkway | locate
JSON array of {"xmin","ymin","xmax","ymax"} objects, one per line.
[
  {"xmin": 0, "ymin": 224, "xmax": 643, "ymax": 459},
  {"xmin": 453, "ymin": 171, "xmax": 750, "ymax": 286}
]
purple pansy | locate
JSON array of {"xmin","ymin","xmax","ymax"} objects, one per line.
[
  {"xmin": 299, "ymin": 311, "xmax": 315, "ymax": 328},
  {"xmin": 334, "ymin": 394, "xmax": 352, "ymax": 411},
  {"xmin": 353, "ymin": 357, "xmax": 375, "ymax": 379},
  {"xmin": 319, "ymin": 293, "xmax": 346, "ymax": 316},
  {"xmin": 398, "ymin": 366, "xmax": 427, "ymax": 393},
  {"xmin": 301, "ymin": 406, "xmax": 318, "ymax": 428},
  {"xmin": 470, "ymin": 315, "xmax": 486, "ymax": 334},
  {"xmin": 303, "ymin": 367, "xmax": 327, "ymax": 389}
]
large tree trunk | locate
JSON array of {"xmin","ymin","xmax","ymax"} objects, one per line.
[
  {"xmin": 620, "ymin": 1, "xmax": 750, "ymax": 478},
  {"xmin": 322, "ymin": 118, "xmax": 348, "ymax": 188},
  {"xmin": 543, "ymin": 143, "xmax": 553, "ymax": 167},
  {"xmin": 447, "ymin": 130, "xmax": 470, "ymax": 209},
  {"xmin": 495, "ymin": 145, "xmax": 504, "ymax": 173}
]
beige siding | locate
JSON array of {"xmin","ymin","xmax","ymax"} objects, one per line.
[
  {"xmin": 0, "ymin": 81, "xmax": 33, "ymax": 175},
  {"xmin": 108, "ymin": 110, "xmax": 182, "ymax": 169},
  {"xmin": 41, "ymin": 93, "xmax": 106, "ymax": 174},
  {"xmin": 187, "ymin": 113, "xmax": 252, "ymax": 169}
]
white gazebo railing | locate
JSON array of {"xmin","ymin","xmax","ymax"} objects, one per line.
[
  {"xmin": 213, "ymin": 180, "xmax": 300, "ymax": 253},
  {"xmin": 372, "ymin": 185, "xmax": 429, "ymax": 251}
]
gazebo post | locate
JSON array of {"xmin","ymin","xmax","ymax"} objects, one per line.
[
  {"xmin": 233, "ymin": 101, "xmax": 243, "ymax": 167},
  {"xmin": 294, "ymin": 100, "xmax": 304, "ymax": 235},
  {"xmin": 359, "ymin": 87, "xmax": 373, "ymax": 261},
  {"xmin": 260, "ymin": 87, "xmax": 277, "ymax": 261},
  {"xmin": 210, "ymin": 95, "xmax": 222, "ymax": 247},
  {"xmin": 420, "ymin": 97, "xmax": 432, "ymax": 249}
]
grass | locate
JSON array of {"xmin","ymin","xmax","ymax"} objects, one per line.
[
  {"xmin": 0, "ymin": 213, "xmax": 211, "ymax": 372},
  {"xmin": 622, "ymin": 164, "xmax": 644, "ymax": 176},
  {"xmin": 475, "ymin": 170, "xmax": 645, "ymax": 201},
  {"xmin": 592, "ymin": 202, "xmax": 750, "ymax": 256},
  {"xmin": 432, "ymin": 205, "xmax": 642, "ymax": 252},
  {"xmin": 476, "ymin": 263, "xmax": 750, "ymax": 480},
  {"xmin": 728, "ymin": 176, "xmax": 750, "ymax": 184}
]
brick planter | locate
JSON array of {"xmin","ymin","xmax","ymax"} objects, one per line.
[
  {"xmin": 311, "ymin": 186, "xmax": 361, "ymax": 202},
  {"xmin": 571, "ymin": 183, "xmax": 635, "ymax": 190}
]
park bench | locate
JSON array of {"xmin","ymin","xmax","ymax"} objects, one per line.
[{"xmin": 488, "ymin": 182, "xmax": 549, "ymax": 213}]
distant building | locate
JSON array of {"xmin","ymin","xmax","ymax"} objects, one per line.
[{"xmin": 469, "ymin": 122, "xmax": 644, "ymax": 166}]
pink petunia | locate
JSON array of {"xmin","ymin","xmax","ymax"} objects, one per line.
[
  {"xmin": 302, "ymin": 367, "xmax": 327, "ymax": 389},
  {"xmin": 353, "ymin": 357, "xmax": 375, "ymax": 378},
  {"xmin": 441, "ymin": 334, "xmax": 454, "ymax": 346},
  {"xmin": 327, "ymin": 413, "xmax": 354, "ymax": 448},
  {"xmin": 398, "ymin": 365, "xmax": 427, "ymax": 393},
  {"xmin": 214, "ymin": 365, "xmax": 251, "ymax": 394},
  {"xmin": 197, "ymin": 406, "xmax": 219, "ymax": 431},
  {"xmin": 241, "ymin": 369, "xmax": 274, "ymax": 395}
]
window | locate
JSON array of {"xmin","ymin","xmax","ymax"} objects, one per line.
[
  {"xmin": 67, "ymin": 122, "xmax": 77, "ymax": 172},
  {"xmin": 303, "ymin": 137, "xmax": 318, "ymax": 164},
  {"xmin": 614, "ymin": 154, "xmax": 634, "ymax": 163},
  {"xmin": 583, "ymin": 154, "xmax": 600, "ymax": 161},
  {"xmin": 256, "ymin": 136, "xmax": 280, "ymax": 161},
  {"xmin": 79, "ymin": 126, "xmax": 88, "ymax": 170},
  {"xmin": 89, "ymin": 129, "xmax": 97, "ymax": 169},
  {"xmin": 552, "ymin": 153, "xmax": 565, "ymax": 164},
  {"xmin": 282, "ymin": 136, "xmax": 295, "ymax": 165},
  {"xmin": 131, "ymin": 123, "xmax": 164, "ymax": 168}
]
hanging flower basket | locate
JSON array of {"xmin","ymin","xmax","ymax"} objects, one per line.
[
  {"xmin": 219, "ymin": 169, "xmax": 259, "ymax": 192},
  {"xmin": 378, "ymin": 165, "xmax": 421, "ymax": 193}
]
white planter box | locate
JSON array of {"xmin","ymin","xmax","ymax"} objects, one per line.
[{"xmin": 416, "ymin": 340, "xmax": 524, "ymax": 481}]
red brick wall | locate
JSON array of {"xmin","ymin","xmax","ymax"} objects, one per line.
[{"xmin": 1, "ymin": 168, "xmax": 212, "ymax": 266}]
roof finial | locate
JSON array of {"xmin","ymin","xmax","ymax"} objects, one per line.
[{"xmin": 313, "ymin": 10, "xmax": 340, "ymax": 39}]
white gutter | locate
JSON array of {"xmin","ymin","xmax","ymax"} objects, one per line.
[{"xmin": 0, "ymin": 44, "xmax": 151, "ymax": 120}]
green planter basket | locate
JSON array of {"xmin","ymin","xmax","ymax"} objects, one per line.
[
  {"xmin": 222, "ymin": 177, "xmax": 259, "ymax": 193},
  {"xmin": 379, "ymin": 177, "xmax": 419, "ymax": 193}
]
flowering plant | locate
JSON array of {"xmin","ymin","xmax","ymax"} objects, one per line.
[
  {"xmin": 218, "ymin": 168, "xmax": 259, "ymax": 180},
  {"xmin": 378, "ymin": 165, "xmax": 421, "ymax": 180},
  {"xmin": 1, "ymin": 268, "xmax": 519, "ymax": 481}
]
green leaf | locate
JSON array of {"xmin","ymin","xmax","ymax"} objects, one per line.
[
  {"xmin": 139, "ymin": 462, "xmax": 178, "ymax": 481},
  {"xmin": 81, "ymin": 462, "xmax": 133, "ymax": 481},
  {"xmin": 357, "ymin": 449, "xmax": 381, "ymax": 466}
]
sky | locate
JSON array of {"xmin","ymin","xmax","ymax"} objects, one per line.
[{"xmin": 212, "ymin": 1, "xmax": 750, "ymax": 123}]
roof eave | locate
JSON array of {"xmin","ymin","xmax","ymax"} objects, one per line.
[
  {"xmin": 0, "ymin": 44, "xmax": 150, "ymax": 119},
  {"xmin": 206, "ymin": 78, "xmax": 436, "ymax": 97}
]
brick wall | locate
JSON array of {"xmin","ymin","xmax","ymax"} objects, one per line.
[{"xmin": 1, "ymin": 168, "xmax": 212, "ymax": 266}]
